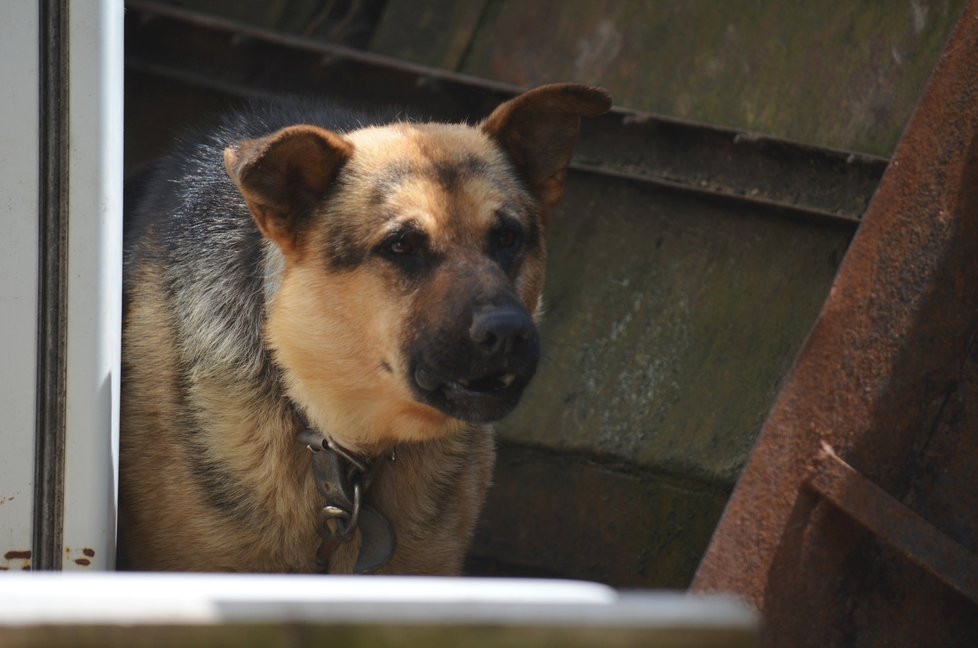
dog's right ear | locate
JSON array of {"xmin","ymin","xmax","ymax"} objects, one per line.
[
  {"xmin": 225, "ymin": 125, "xmax": 353, "ymax": 256},
  {"xmin": 482, "ymin": 84, "xmax": 611, "ymax": 216}
]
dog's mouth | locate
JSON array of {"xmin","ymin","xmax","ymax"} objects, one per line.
[{"xmin": 412, "ymin": 365, "xmax": 533, "ymax": 423}]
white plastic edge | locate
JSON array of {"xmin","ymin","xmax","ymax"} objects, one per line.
[{"xmin": 61, "ymin": 0, "xmax": 123, "ymax": 571}]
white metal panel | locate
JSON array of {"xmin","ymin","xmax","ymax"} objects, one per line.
[
  {"xmin": 0, "ymin": 2, "xmax": 39, "ymax": 571},
  {"xmin": 61, "ymin": 0, "xmax": 123, "ymax": 571}
]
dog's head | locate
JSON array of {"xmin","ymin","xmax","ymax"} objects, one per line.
[{"xmin": 225, "ymin": 84, "xmax": 611, "ymax": 447}]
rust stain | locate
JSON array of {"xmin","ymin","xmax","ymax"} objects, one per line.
[
  {"xmin": 21, "ymin": 566, "xmax": 30, "ymax": 571},
  {"xmin": 4, "ymin": 550, "xmax": 31, "ymax": 560},
  {"xmin": 82, "ymin": 548, "xmax": 95, "ymax": 557},
  {"xmin": 74, "ymin": 558, "xmax": 91, "ymax": 566}
]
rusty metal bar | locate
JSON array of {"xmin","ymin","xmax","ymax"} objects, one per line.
[
  {"xmin": 123, "ymin": 0, "xmax": 883, "ymax": 226},
  {"xmin": 807, "ymin": 445, "xmax": 978, "ymax": 605}
]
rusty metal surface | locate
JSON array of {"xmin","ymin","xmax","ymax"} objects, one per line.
[
  {"xmin": 807, "ymin": 446, "xmax": 978, "ymax": 605},
  {"xmin": 693, "ymin": 3, "xmax": 978, "ymax": 646}
]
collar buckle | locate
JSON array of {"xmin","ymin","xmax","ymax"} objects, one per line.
[{"xmin": 299, "ymin": 424, "xmax": 396, "ymax": 574}]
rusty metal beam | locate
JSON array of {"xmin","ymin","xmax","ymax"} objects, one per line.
[
  {"xmin": 692, "ymin": 2, "xmax": 978, "ymax": 642},
  {"xmin": 807, "ymin": 445, "xmax": 978, "ymax": 606}
]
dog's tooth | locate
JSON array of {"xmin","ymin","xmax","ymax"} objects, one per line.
[{"xmin": 500, "ymin": 374, "xmax": 516, "ymax": 388}]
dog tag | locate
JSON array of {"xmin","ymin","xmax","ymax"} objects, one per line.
[{"xmin": 354, "ymin": 504, "xmax": 396, "ymax": 574}]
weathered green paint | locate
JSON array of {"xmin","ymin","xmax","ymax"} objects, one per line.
[
  {"xmin": 370, "ymin": 0, "xmax": 490, "ymax": 69},
  {"xmin": 457, "ymin": 0, "xmax": 965, "ymax": 155},
  {"xmin": 471, "ymin": 442, "xmax": 730, "ymax": 588},
  {"xmin": 498, "ymin": 171, "xmax": 853, "ymax": 484}
]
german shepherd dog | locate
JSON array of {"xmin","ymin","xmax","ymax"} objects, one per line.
[{"xmin": 120, "ymin": 84, "xmax": 611, "ymax": 574}]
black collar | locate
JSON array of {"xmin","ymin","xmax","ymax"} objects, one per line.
[{"xmin": 295, "ymin": 412, "xmax": 395, "ymax": 574}]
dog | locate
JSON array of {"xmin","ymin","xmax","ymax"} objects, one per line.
[{"xmin": 119, "ymin": 84, "xmax": 611, "ymax": 574}]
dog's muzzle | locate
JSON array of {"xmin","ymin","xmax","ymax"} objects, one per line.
[{"xmin": 410, "ymin": 303, "xmax": 540, "ymax": 423}]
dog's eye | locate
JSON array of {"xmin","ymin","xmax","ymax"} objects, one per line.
[
  {"xmin": 494, "ymin": 228, "xmax": 520, "ymax": 250},
  {"xmin": 488, "ymin": 223, "xmax": 524, "ymax": 273},
  {"xmin": 376, "ymin": 230, "xmax": 427, "ymax": 266},
  {"xmin": 387, "ymin": 237, "xmax": 414, "ymax": 256}
]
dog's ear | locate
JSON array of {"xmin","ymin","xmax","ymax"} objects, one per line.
[
  {"xmin": 482, "ymin": 84, "xmax": 611, "ymax": 214},
  {"xmin": 225, "ymin": 125, "xmax": 353, "ymax": 256}
]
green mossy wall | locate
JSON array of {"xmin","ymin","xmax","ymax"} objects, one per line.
[{"xmin": 374, "ymin": 0, "xmax": 965, "ymax": 156}]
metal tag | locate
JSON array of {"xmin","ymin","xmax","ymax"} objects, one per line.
[{"xmin": 354, "ymin": 504, "xmax": 396, "ymax": 574}]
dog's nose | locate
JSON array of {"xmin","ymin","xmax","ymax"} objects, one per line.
[{"xmin": 469, "ymin": 306, "xmax": 534, "ymax": 358}]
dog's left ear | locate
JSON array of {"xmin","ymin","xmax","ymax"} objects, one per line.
[
  {"xmin": 482, "ymin": 83, "xmax": 611, "ymax": 214},
  {"xmin": 225, "ymin": 125, "xmax": 353, "ymax": 256}
]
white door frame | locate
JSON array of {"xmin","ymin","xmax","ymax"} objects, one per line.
[
  {"xmin": 0, "ymin": 0, "xmax": 122, "ymax": 572},
  {"xmin": 0, "ymin": 0, "xmax": 42, "ymax": 572}
]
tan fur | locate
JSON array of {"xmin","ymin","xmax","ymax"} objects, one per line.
[
  {"xmin": 121, "ymin": 85, "xmax": 610, "ymax": 574},
  {"xmin": 121, "ymin": 252, "xmax": 493, "ymax": 572}
]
